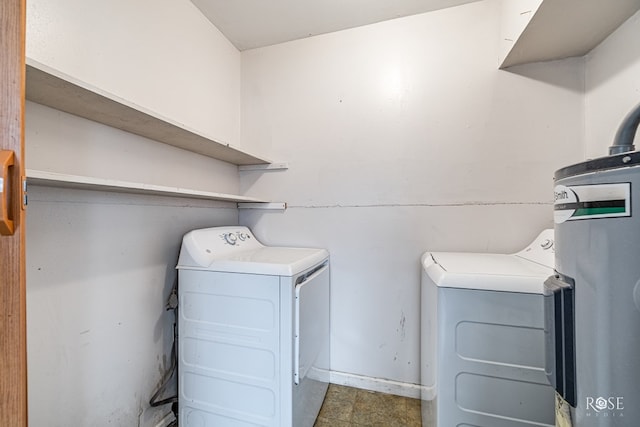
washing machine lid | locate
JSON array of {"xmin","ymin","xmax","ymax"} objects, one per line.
[
  {"xmin": 424, "ymin": 252, "xmax": 552, "ymax": 294},
  {"xmin": 190, "ymin": 247, "xmax": 329, "ymax": 276},
  {"xmin": 177, "ymin": 226, "xmax": 328, "ymax": 276}
]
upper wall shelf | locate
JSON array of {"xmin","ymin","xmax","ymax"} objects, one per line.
[
  {"xmin": 500, "ymin": 0, "xmax": 640, "ymax": 68},
  {"xmin": 26, "ymin": 169, "xmax": 270, "ymax": 204},
  {"xmin": 25, "ymin": 58, "xmax": 271, "ymax": 166}
]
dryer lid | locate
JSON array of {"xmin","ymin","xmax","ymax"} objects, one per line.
[
  {"xmin": 422, "ymin": 229, "xmax": 555, "ymax": 294},
  {"xmin": 423, "ymin": 252, "xmax": 552, "ymax": 294}
]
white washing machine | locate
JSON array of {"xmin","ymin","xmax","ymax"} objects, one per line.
[
  {"xmin": 421, "ymin": 229, "xmax": 556, "ymax": 427},
  {"xmin": 176, "ymin": 226, "xmax": 330, "ymax": 427}
]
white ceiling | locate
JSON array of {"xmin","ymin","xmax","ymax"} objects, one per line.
[{"xmin": 190, "ymin": 0, "xmax": 482, "ymax": 51}]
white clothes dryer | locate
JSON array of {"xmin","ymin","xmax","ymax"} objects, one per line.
[
  {"xmin": 421, "ymin": 229, "xmax": 556, "ymax": 427},
  {"xmin": 176, "ymin": 226, "xmax": 330, "ymax": 427}
]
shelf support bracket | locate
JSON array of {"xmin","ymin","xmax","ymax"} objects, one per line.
[{"xmin": 237, "ymin": 202, "xmax": 287, "ymax": 210}]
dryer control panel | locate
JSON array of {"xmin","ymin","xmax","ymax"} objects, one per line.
[{"xmin": 515, "ymin": 229, "xmax": 555, "ymax": 268}]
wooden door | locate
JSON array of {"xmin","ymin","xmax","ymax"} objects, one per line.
[{"xmin": 0, "ymin": 0, "xmax": 27, "ymax": 425}]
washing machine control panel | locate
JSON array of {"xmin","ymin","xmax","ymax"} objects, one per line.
[
  {"xmin": 219, "ymin": 229, "xmax": 257, "ymax": 248},
  {"xmin": 217, "ymin": 227, "xmax": 262, "ymax": 252},
  {"xmin": 178, "ymin": 226, "xmax": 265, "ymax": 268}
]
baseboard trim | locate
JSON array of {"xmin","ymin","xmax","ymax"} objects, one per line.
[{"xmin": 329, "ymin": 370, "xmax": 422, "ymax": 399}]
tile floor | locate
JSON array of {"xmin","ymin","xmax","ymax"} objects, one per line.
[{"xmin": 314, "ymin": 384, "xmax": 422, "ymax": 427}]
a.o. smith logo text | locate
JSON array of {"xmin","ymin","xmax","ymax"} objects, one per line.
[{"xmin": 554, "ymin": 189, "xmax": 569, "ymax": 201}]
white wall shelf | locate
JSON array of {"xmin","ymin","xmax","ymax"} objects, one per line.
[
  {"xmin": 237, "ymin": 202, "xmax": 287, "ymax": 210},
  {"xmin": 26, "ymin": 169, "xmax": 270, "ymax": 204},
  {"xmin": 25, "ymin": 58, "xmax": 271, "ymax": 166},
  {"xmin": 500, "ymin": 0, "xmax": 640, "ymax": 68},
  {"xmin": 239, "ymin": 162, "xmax": 289, "ymax": 172}
]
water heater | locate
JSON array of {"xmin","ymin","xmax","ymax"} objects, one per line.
[{"xmin": 548, "ymin": 103, "xmax": 640, "ymax": 426}]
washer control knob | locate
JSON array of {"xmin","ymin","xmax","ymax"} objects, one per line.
[
  {"xmin": 540, "ymin": 239, "xmax": 554, "ymax": 250},
  {"xmin": 224, "ymin": 233, "xmax": 238, "ymax": 245},
  {"xmin": 238, "ymin": 233, "xmax": 247, "ymax": 241}
]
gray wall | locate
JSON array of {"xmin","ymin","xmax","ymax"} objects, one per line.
[
  {"xmin": 585, "ymin": 9, "xmax": 640, "ymax": 158},
  {"xmin": 27, "ymin": 187, "xmax": 236, "ymax": 426},
  {"xmin": 25, "ymin": 0, "xmax": 244, "ymax": 425},
  {"xmin": 25, "ymin": 0, "xmax": 639, "ymax": 423},
  {"xmin": 239, "ymin": 0, "xmax": 585, "ymax": 395}
]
